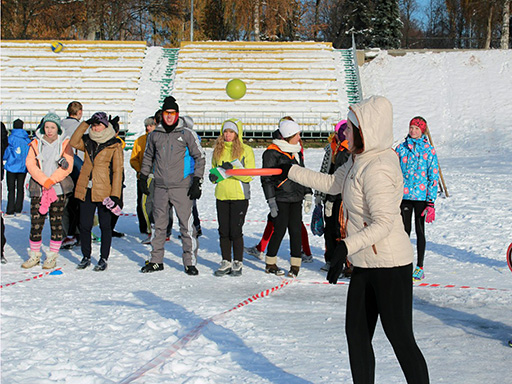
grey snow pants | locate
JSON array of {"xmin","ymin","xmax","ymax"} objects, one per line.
[{"xmin": 150, "ymin": 186, "xmax": 198, "ymax": 266}]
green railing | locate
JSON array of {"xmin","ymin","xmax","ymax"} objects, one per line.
[
  {"xmin": 159, "ymin": 48, "xmax": 180, "ymax": 104},
  {"xmin": 338, "ymin": 37, "xmax": 363, "ymax": 105}
]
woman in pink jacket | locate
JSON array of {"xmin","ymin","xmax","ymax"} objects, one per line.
[
  {"xmin": 281, "ymin": 96, "xmax": 429, "ymax": 384},
  {"xmin": 23, "ymin": 112, "xmax": 74, "ymax": 269}
]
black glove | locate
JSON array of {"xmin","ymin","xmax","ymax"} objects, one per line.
[
  {"xmin": 109, "ymin": 115, "xmax": 120, "ymax": 133},
  {"xmin": 109, "ymin": 195, "xmax": 123, "ymax": 210},
  {"xmin": 219, "ymin": 161, "xmax": 233, "ymax": 170},
  {"xmin": 277, "ymin": 163, "xmax": 293, "ymax": 180},
  {"xmin": 208, "ymin": 173, "xmax": 218, "ymax": 183},
  {"xmin": 138, "ymin": 174, "xmax": 150, "ymax": 195},
  {"xmin": 188, "ymin": 176, "xmax": 202, "ymax": 200},
  {"xmin": 327, "ymin": 241, "xmax": 348, "ymax": 284},
  {"xmin": 57, "ymin": 157, "xmax": 69, "ymax": 170}
]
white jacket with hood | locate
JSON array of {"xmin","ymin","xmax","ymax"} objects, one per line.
[{"xmin": 289, "ymin": 96, "xmax": 413, "ymax": 268}]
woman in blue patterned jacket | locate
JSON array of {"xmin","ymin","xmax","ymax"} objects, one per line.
[{"xmin": 395, "ymin": 116, "xmax": 439, "ymax": 281}]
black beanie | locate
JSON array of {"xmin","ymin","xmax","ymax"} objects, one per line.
[
  {"xmin": 13, "ymin": 119, "xmax": 24, "ymax": 129},
  {"xmin": 162, "ymin": 96, "xmax": 179, "ymax": 112}
]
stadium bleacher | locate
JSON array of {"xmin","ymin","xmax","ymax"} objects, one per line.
[
  {"xmin": 1, "ymin": 40, "xmax": 359, "ymax": 144},
  {"xmin": 1, "ymin": 40, "xmax": 147, "ymax": 142},
  {"xmin": 168, "ymin": 41, "xmax": 351, "ymax": 138}
]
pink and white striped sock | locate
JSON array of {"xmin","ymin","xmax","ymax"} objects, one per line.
[
  {"xmin": 49, "ymin": 240, "xmax": 62, "ymax": 253},
  {"xmin": 29, "ymin": 240, "xmax": 42, "ymax": 253}
]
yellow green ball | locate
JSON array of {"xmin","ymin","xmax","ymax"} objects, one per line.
[{"xmin": 226, "ymin": 79, "xmax": 246, "ymax": 100}]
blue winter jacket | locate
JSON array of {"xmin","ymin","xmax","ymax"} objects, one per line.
[
  {"xmin": 3, "ymin": 129, "xmax": 31, "ymax": 173},
  {"xmin": 395, "ymin": 135, "xmax": 439, "ymax": 203}
]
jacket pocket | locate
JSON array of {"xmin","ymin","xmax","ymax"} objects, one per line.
[{"xmin": 363, "ymin": 222, "xmax": 377, "ymax": 254}]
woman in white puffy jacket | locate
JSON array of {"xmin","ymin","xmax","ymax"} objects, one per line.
[{"xmin": 282, "ymin": 96, "xmax": 429, "ymax": 384}]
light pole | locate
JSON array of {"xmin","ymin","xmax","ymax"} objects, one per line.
[{"xmin": 190, "ymin": 0, "xmax": 194, "ymax": 41}]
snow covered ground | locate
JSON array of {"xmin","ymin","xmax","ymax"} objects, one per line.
[{"xmin": 2, "ymin": 49, "xmax": 512, "ymax": 383}]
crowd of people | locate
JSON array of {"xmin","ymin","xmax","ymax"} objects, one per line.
[
  {"xmin": 2, "ymin": 94, "xmax": 441, "ymax": 383},
  {"xmin": 1, "ymin": 96, "xmax": 440, "ymax": 280}
]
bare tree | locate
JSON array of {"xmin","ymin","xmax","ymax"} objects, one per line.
[{"xmin": 501, "ymin": 0, "xmax": 511, "ymax": 48}]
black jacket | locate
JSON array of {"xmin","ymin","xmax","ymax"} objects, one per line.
[{"xmin": 261, "ymin": 144, "xmax": 312, "ymax": 203}]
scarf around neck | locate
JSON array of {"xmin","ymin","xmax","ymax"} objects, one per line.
[
  {"xmin": 89, "ymin": 125, "xmax": 116, "ymax": 144},
  {"xmin": 272, "ymin": 139, "xmax": 302, "ymax": 162}
]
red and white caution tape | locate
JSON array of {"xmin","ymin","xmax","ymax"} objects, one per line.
[
  {"xmin": 0, "ymin": 268, "xmax": 62, "ymax": 288},
  {"xmin": 118, "ymin": 279, "xmax": 294, "ymax": 384},
  {"xmin": 297, "ymin": 278, "xmax": 510, "ymax": 292}
]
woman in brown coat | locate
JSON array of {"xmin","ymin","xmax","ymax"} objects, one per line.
[{"xmin": 70, "ymin": 112, "xmax": 124, "ymax": 271}]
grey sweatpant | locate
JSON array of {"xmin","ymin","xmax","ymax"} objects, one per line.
[{"xmin": 150, "ymin": 186, "xmax": 198, "ymax": 266}]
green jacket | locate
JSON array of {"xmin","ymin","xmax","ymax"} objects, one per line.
[{"xmin": 212, "ymin": 119, "xmax": 255, "ymax": 201}]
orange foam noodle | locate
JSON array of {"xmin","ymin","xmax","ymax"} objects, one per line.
[{"xmin": 225, "ymin": 168, "xmax": 282, "ymax": 177}]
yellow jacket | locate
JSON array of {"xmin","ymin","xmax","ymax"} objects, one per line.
[{"xmin": 130, "ymin": 133, "xmax": 147, "ymax": 177}]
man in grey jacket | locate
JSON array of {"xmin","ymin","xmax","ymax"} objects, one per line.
[{"xmin": 139, "ymin": 96, "xmax": 205, "ymax": 275}]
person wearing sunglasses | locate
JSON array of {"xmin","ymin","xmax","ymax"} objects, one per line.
[{"xmin": 139, "ymin": 96, "xmax": 206, "ymax": 275}]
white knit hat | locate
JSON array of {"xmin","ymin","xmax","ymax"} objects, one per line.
[{"xmin": 279, "ymin": 120, "xmax": 301, "ymax": 138}]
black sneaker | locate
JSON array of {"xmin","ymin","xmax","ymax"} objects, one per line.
[
  {"xmin": 93, "ymin": 258, "xmax": 108, "ymax": 271},
  {"xmin": 184, "ymin": 265, "xmax": 199, "ymax": 276},
  {"xmin": 77, "ymin": 257, "xmax": 91, "ymax": 269},
  {"xmin": 112, "ymin": 230, "xmax": 125, "ymax": 238},
  {"xmin": 141, "ymin": 262, "xmax": 164, "ymax": 273}
]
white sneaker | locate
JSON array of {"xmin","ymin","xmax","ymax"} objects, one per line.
[
  {"xmin": 245, "ymin": 246, "xmax": 264, "ymax": 260},
  {"xmin": 320, "ymin": 262, "xmax": 331, "ymax": 272},
  {"xmin": 214, "ymin": 260, "xmax": 232, "ymax": 276},
  {"xmin": 302, "ymin": 252, "xmax": 313, "ymax": 263},
  {"xmin": 42, "ymin": 252, "xmax": 58, "ymax": 269},
  {"xmin": 231, "ymin": 260, "xmax": 243, "ymax": 277},
  {"xmin": 21, "ymin": 251, "xmax": 42, "ymax": 269}
]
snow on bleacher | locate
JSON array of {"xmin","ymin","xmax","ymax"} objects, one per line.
[
  {"xmin": 1, "ymin": 40, "xmax": 147, "ymax": 135},
  {"xmin": 167, "ymin": 41, "xmax": 350, "ymax": 137}
]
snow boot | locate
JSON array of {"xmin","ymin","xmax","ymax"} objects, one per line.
[
  {"xmin": 1, "ymin": 255, "xmax": 7, "ymax": 264},
  {"xmin": 288, "ymin": 266, "xmax": 300, "ymax": 278},
  {"xmin": 265, "ymin": 256, "xmax": 284, "ymax": 275},
  {"xmin": 184, "ymin": 265, "xmax": 199, "ymax": 276},
  {"xmin": 231, "ymin": 261, "xmax": 243, "ymax": 277},
  {"xmin": 93, "ymin": 258, "xmax": 108, "ymax": 271},
  {"xmin": 21, "ymin": 251, "xmax": 42, "ymax": 269},
  {"xmin": 42, "ymin": 252, "xmax": 58, "ymax": 269},
  {"xmin": 141, "ymin": 262, "xmax": 164, "ymax": 273},
  {"xmin": 77, "ymin": 256, "xmax": 91, "ymax": 270},
  {"xmin": 214, "ymin": 260, "xmax": 232, "ymax": 276},
  {"xmin": 265, "ymin": 264, "xmax": 284, "ymax": 276}
]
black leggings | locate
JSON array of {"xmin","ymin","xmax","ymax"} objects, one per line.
[
  {"xmin": 266, "ymin": 201, "xmax": 302, "ymax": 260},
  {"xmin": 346, "ymin": 264, "xmax": 429, "ymax": 384},
  {"xmin": 80, "ymin": 189, "xmax": 112, "ymax": 260},
  {"xmin": 400, "ymin": 200, "xmax": 427, "ymax": 267},
  {"xmin": 216, "ymin": 199, "xmax": 249, "ymax": 261}
]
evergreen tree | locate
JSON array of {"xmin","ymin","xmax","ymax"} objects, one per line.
[
  {"xmin": 371, "ymin": 0, "xmax": 403, "ymax": 48},
  {"xmin": 333, "ymin": 0, "xmax": 374, "ymax": 48}
]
